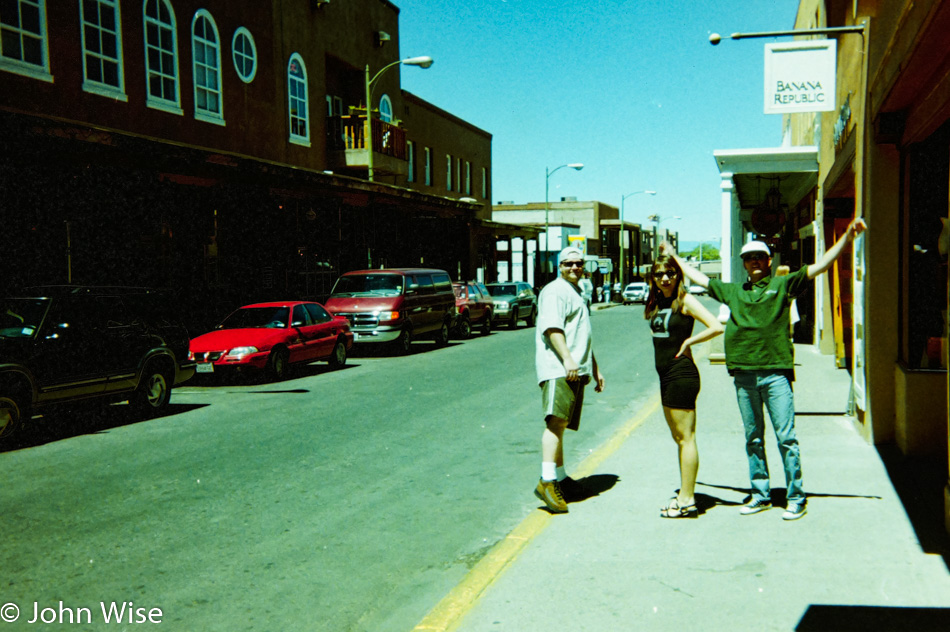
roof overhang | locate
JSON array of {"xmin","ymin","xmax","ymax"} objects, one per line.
[{"xmin": 714, "ymin": 146, "xmax": 818, "ymax": 215}]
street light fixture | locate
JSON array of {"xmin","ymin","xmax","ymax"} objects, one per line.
[
  {"xmin": 619, "ymin": 190, "xmax": 656, "ymax": 287},
  {"xmin": 544, "ymin": 163, "xmax": 584, "ymax": 274},
  {"xmin": 365, "ymin": 56, "xmax": 433, "ymax": 182},
  {"xmin": 648, "ymin": 214, "xmax": 682, "ymax": 259}
]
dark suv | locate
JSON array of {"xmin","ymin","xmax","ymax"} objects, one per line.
[{"xmin": 0, "ymin": 286, "xmax": 196, "ymax": 439}]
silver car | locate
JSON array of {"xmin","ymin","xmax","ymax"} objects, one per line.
[{"xmin": 622, "ymin": 282, "xmax": 649, "ymax": 304}]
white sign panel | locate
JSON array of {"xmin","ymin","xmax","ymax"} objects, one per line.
[{"xmin": 764, "ymin": 39, "xmax": 836, "ymax": 114}]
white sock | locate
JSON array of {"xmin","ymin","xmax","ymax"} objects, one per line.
[
  {"xmin": 541, "ymin": 461, "xmax": 557, "ymax": 481},
  {"xmin": 556, "ymin": 466, "xmax": 567, "ymax": 482}
]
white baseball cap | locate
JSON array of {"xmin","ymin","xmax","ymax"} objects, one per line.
[
  {"xmin": 740, "ymin": 241, "xmax": 771, "ymax": 258},
  {"xmin": 558, "ymin": 247, "xmax": 585, "ymax": 264}
]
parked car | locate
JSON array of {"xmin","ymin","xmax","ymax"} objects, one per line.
[
  {"xmin": 324, "ymin": 268, "xmax": 455, "ymax": 354},
  {"xmin": 189, "ymin": 301, "xmax": 352, "ymax": 381},
  {"xmin": 623, "ymin": 282, "xmax": 650, "ymax": 304},
  {"xmin": 688, "ymin": 284, "xmax": 708, "ymax": 295},
  {"xmin": 452, "ymin": 282, "xmax": 493, "ymax": 338},
  {"xmin": 485, "ymin": 282, "xmax": 537, "ymax": 328},
  {"xmin": 0, "ymin": 286, "xmax": 196, "ymax": 439}
]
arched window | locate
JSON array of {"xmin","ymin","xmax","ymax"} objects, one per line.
[
  {"xmin": 231, "ymin": 27, "xmax": 256, "ymax": 83},
  {"xmin": 0, "ymin": 0, "xmax": 52, "ymax": 81},
  {"xmin": 287, "ymin": 53, "xmax": 309, "ymax": 146},
  {"xmin": 142, "ymin": 0, "xmax": 181, "ymax": 114},
  {"xmin": 379, "ymin": 94, "xmax": 393, "ymax": 123},
  {"xmin": 79, "ymin": 0, "xmax": 125, "ymax": 98},
  {"xmin": 192, "ymin": 9, "xmax": 223, "ymax": 124}
]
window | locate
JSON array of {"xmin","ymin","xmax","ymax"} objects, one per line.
[
  {"xmin": 482, "ymin": 167, "xmax": 489, "ymax": 199},
  {"xmin": 304, "ymin": 303, "xmax": 331, "ymax": 324},
  {"xmin": 287, "ymin": 53, "xmax": 309, "ymax": 146},
  {"xmin": 379, "ymin": 94, "xmax": 393, "ymax": 122},
  {"xmin": 231, "ymin": 26, "xmax": 255, "ymax": 83},
  {"xmin": 79, "ymin": 0, "xmax": 125, "ymax": 98},
  {"xmin": 446, "ymin": 154, "xmax": 452, "ymax": 190},
  {"xmin": 424, "ymin": 147, "xmax": 432, "ymax": 186},
  {"xmin": 0, "ymin": 0, "xmax": 51, "ymax": 81},
  {"xmin": 465, "ymin": 161, "xmax": 471, "ymax": 195},
  {"xmin": 191, "ymin": 10, "xmax": 223, "ymax": 124},
  {"xmin": 143, "ymin": 0, "xmax": 181, "ymax": 114},
  {"xmin": 456, "ymin": 158, "xmax": 461, "ymax": 194},
  {"xmin": 407, "ymin": 140, "xmax": 415, "ymax": 183}
]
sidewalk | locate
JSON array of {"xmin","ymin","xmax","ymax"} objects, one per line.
[{"xmin": 432, "ymin": 344, "xmax": 950, "ymax": 631}]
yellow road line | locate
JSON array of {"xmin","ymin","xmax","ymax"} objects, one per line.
[{"xmin": 412, "ymin": 393, "xmax": 661, "ymax": 632}]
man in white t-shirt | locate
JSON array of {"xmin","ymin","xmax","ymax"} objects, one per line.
[{"xmin": 533, "ymin": 246, "xmax": 606, "ymax": 513}]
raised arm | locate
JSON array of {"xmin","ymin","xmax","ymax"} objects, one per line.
[
  {"xmin": 807, "ymin": 218, "xmax": 867, "ymax": 279},
  {"xmin": 658, "ymin": 241, "xmax": 711, "ymax": 288}
]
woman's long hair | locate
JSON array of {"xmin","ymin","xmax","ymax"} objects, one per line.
[{"xmin": 644, "ymin": 255, "xmax": 687, "ymax": 320}]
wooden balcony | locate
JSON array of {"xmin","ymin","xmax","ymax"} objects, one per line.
[{"xmin": 326, "ymin": 115, "xmax": 408, "ymax": 177}]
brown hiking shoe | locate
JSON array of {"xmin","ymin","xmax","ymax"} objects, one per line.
[{"xmin": 534, "ymin": 479, "xmax": 568, "ymax": 513}]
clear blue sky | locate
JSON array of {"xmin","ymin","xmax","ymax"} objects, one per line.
[{"xmin": 394, "ymin": 0, "xmax": 801, "ymax": 244}]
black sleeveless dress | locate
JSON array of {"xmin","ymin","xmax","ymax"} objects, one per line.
[{"xmin": 649, "ymin": 295, "xmax": 701, "ymax": 409}]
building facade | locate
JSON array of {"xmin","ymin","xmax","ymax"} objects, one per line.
[
  {"xmin": 727, "ymin": 0, "xmax": 950, "ymax": 530},
  {"xmin": 0, "ymin": 0, "xmax": 498, "ymax": 327}
]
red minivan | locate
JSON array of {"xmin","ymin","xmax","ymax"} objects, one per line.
[{"xmin": 324, "ymin": 268, "xmax": 455, "ymax": 354}]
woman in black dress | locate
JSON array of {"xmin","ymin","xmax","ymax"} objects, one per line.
[{"xmin": 645, "ymin": 255, "xmax": 723, "ymax": 518}]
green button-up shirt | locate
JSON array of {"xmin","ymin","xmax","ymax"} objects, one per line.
[{"xmin": 707, "ymin": 267, "xmax": 808, "ymax": 372}]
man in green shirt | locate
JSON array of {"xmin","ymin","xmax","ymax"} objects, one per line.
[{"xmin": 663, "ymin": 218, "xmax": 866, "ymax": 520}]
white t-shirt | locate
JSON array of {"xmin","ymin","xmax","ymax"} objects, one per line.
[{"xmin": 535, "ymin": 277, "xmax": 593, "ymax": 384}]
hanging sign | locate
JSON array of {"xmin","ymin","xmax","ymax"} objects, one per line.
[{"xmin": 764, "ymin": 39, "xmax": 836, "ymax": 114}]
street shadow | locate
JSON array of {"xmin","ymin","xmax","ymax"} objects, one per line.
[
  {"xmin": 189, "ymin": 362, "xmax": 357, "ymax": 386},
  {"xmin": 1, "ymin": 402, "xmax": 208, "ymax": 452},
  {"xmin": 796, "ymin": 605, "xmax": 950, "ymax": 631},
  {"xmin": 565, "ymin": 474, "xmax": 619, "ymax": 504},
  {"xmin": 875, "ymin": 443, "xmax": 950, "ymax": 570},
  {"xmin": 349, "ymin": 341, "xmax": 462, "ymax": 358},
  {"xmin": 697, "ymin": 481, "xmax": 883, "ymax": 507}
]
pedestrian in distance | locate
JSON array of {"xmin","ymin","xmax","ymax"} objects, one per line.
[
  {"xmin": 660, "ymin": 217, "xmax": 867, "ymax": 521},
  {"xmin": 534, "ymin": 246, "xmax": 605, "ymax": 513},
  {"xmin": 645, "ymin": 255, "xmax": 723, "ymax": 518}
]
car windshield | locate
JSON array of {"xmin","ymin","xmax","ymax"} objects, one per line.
[
  {"xmin": 331, "ymin": 274, "xmax": 403, "ymax": 297},
  {"xmin": 219, "ymin": 306, "xmax": 290, "ymax": 329},
  {"xmin": 487, "ymin": 284, "xmax": 517, "ymax": 296},
  {"xmin": 0, "ymin": 298, "xmax": 49, "ymax": 338}
]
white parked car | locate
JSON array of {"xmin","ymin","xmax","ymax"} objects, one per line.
[
  {"xmin": 688, "ymin": 284, "xmax": 708, "ymax": 295},
  {"xmin": 622, "ymin": 282, "xmax": 649, "ymax": 304}
]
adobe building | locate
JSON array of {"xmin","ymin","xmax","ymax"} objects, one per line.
[
  {"xmin": 718, "ymin": 0, "xmax": 949, "ymax": 531},
  {"xmin": 0, "ymin": 0, "xmax": 517, "ymax": 327}
]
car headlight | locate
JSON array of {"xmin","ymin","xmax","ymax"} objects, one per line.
[
  {"xmin": 497, "ymin": 301, "xmax": 509, "ymax": 309},
  {"xmin": 227, "ymin": 346, "xmax": 259, "ymax": 359}
]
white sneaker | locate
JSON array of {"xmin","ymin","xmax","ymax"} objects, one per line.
[
  {"xmin": 739, "ymin": 499, "xmax": 772, "ymax": 515},
  {"xmin": 782, "ymin": 502, "xmax": 807, "ymax": 521}
]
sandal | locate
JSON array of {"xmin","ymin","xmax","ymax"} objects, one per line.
[{"xmin": 660, "ymin": 496, "xmax": 697, "ymax": 519}]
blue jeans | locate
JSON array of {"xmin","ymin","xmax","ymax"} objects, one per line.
[{"xmin": 733, "ymin": 371, "xmax": 804, "ymax": 504}]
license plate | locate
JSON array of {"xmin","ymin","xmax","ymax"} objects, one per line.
[{"xmin": 196, "ymin": 363, "xmax": 214, "ymax": 373}]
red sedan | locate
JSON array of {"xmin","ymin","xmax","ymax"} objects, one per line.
[
  {"xmin": 189, "ymin": 301, "xmax": 353, "ymax": 380},
  {"xmin": 452, "ymin": 282, "xmax": 493, "ymax": 338}
]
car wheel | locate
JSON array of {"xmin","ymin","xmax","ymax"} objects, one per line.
[
  {"xmin": 508, "ymin": 311, "xmax": 518, "ymax": 329},
  {"xmin": 393, "ymin": 328, "xmax": 412, "ymax": 355},
  {"xmin": 0, "ymin": 394, "xmax": 25, "ymax": 440},
  {"xmin": 132, "ymin": 362, "xmax": 172, "ymax": 415},
  {"xmin": 328, "ymin": 340, "xmax": 347, "ymax": 369},
  {"xmin": 435, "ymin": 321, "xmax": 450, "ymax": 347},
  {"xmin": 268, "ymin": 347, "xmax": 290, "ymax": 381},
  {"xmin": 526, "ymin": 308, "xmax": 536, "ymax": 327},
  {"xmin": 481, "ymin": 313, "xmax": 492, "ymax": 336},
  {"xmin": 457, "ymin": 316, "xmax": 472, "ymax": 340}
]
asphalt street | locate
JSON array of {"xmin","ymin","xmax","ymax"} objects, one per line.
[{"xmin": 0, "ymin": 302, "xmax": 655, "ymax": 631}]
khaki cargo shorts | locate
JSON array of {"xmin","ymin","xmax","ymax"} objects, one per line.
[{"xmin": 540, "ymin": 376, "xmax": 589, "ymax": 431}]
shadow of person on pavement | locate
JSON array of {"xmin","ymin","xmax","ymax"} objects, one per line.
[{"xmin": 563, "ymin": 474, "xmax": 619, "ymax": 503}]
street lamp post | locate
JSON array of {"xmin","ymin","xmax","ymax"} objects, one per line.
[
  {"xmin": 544, "ymin": 162, "xmax": 584, "ymax": 276},
  {"xmin": 647, "ymin": 214, "xmax": 682, "ymax": 259},
  {"xmin": 619, "ymin": 190, "xmax": 656, "ymax": 288},
  {"xmin": 365, "ymin": 56, "xmax": 433, "ymax": 182}
]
